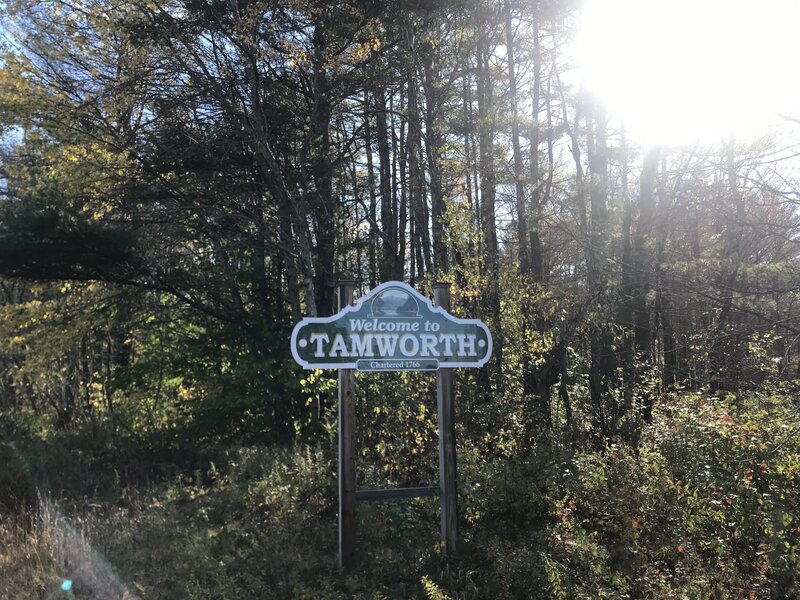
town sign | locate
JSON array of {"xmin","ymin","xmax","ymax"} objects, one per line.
[{"xmin": 291, "ymin": 281, "xmax": 492, "ymax": 371}]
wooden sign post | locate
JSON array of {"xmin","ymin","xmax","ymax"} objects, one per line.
[
  {"xmin": 291, "ymin": 281, "xmax": 492, "ymax": 568},
  {"xmin": 433, "ymin": 283, "xmax": 458, "ymax": 555},
  {"xmin": 337, "ymin": 281, "xmax": 356, "ymax": 569}
]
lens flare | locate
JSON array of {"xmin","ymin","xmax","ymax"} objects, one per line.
[{"xmin": 576, "ymin": 0, "xmax": 800, "ymax": 145}]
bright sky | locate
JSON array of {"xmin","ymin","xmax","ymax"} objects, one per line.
[{"xmin": 575, "ymin": 0, "xmax": 800, "ymax": 146}]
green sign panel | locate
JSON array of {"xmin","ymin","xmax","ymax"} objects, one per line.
[{"xmin": 291, "ymin": 281, "xmax": 492, "ymax": 371}]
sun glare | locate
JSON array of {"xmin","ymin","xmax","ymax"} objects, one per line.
[{"xmin": 576, "ymin": 0, "xmax": 800, "ymax": 145}]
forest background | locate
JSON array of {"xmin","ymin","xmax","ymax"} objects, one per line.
[{"xmin": 1, "ymin": 0, "xmax": 800, "ymax": 597}]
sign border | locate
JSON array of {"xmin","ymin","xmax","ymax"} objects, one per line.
[{"xmin": 290, "ymin": 280, "xmax": 493, "ymax": 370}]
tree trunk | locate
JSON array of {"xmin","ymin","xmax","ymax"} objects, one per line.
[
  {"xmin": 375, "ymin": 86, "xmax": 400, "ymax": 281},
  {"xmin": 396, "ymin": 88, "xmax": 408, "ymax": 278},
  {"xmin": 363, "ymin": 91, "xmax": 378, "ymax": 288},
  {"xmin": 587, "ymin": 100, "xmax": 615, "ymax": 436},
  {"xmin": 504, "ymin": 1, "xmax": 529, "ymax": 274},
  {"xmin": 476, "ymin": 29, "xmax": 503, "ymax": 392},
  {"xmin": 406, "ymin": 52, "xmax": 433, "ymax": 277},
  {"xmin": 528, "ymin": 10, "xmax": 545, "ymax": 282},
  {"xmin": 655, "ymin": 160, "xmax": 677, "ymax": 391},
  {"xmin": 422, "ymin": 40, "xmax": 448, "ymax": 274},
  {"xmin": 635, "ymin": 147, "xmax": 660, "ymax": 422},
  {"xmin": 309, "ymin": 22, "xmax": 335, "ymax": 316},
  {"xmin": 618, "ymin": 129, "xmax": 635, "ymax": 426},
  {"xmin": 711, "ymin": 135, "xmax": 746, "ymax": 390}
]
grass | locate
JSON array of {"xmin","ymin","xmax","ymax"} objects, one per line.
[{"xmin": 0, "ymin": 509, "xmax": 58, "ymax": 599}]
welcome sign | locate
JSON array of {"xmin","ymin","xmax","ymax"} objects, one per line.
[{"xmin": 291, "ymin": 281, "xmax": 492, "ymax": 371}]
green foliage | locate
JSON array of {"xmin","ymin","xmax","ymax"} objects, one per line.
[
  {"xmin": 1, "ymin": 0, "xmax": 800, "ymax": 595},
  {"xmin": 0, "ymin": 203, "xmax": 139, "ymax": 282},
  {"xmin": 355, "ymin": 371, "xmax": 440, "ymax": 487},
  {"xmin": 0, "ymin": 443, "xmax": 36, "ymax": 513},
  {"xmin": 421, "ymin": 575, "xmax": 453, "ymax": 600},
  {"xmin": 544, "ymin": 392, "xmax": 800, "ymax": 598},
  {"xmin": 2, "ymin": 390, "xmax": 800, "ymax": 598}
]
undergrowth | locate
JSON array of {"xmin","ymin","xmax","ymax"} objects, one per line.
[{"xmin": 2, "ymin": 391, "xmax": 799, "ymax": 599}]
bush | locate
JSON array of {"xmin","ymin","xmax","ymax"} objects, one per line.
[{"xmin": 544, "ymin": 392, "xmax": 800, "ymax": 599}]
